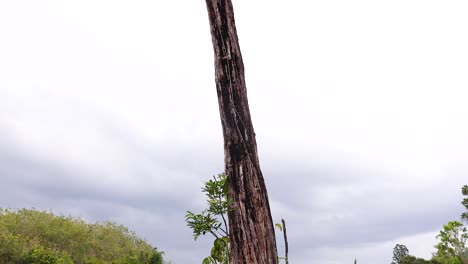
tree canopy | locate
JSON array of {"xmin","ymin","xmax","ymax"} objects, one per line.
[
  {"xmin": 392, "ymin": 244, "xmax": 409, "ymax": 264},
  {"xmin": 461, "ymin": 185, "xmax": 468, "ymax": 224},
  {"xmin": 0, "ymin": 208, "xmax": 166, "ymax": 264},
  {"xmin": 394, "ymin": 185, "xmax": 468, "ymax": 264}
]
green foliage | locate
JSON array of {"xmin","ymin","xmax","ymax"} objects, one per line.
[
  {"xmin": 275, "ymin": 223, "xmax": 283, "ymax": 232},
  {"xmin": 400, "ymin": 255, "xmax": 437, "ymax": 264},
  {"xmin": 186, "ymin": 173, "xmax": 230, "ymax": 264},
  {"xmin": 148, "ymin": 249, "xmax": 166, "ymax": 264},
  {"xmin": 186, "ymin": 173, "xmax": 289, "ymax": 264},
  {"xmin": 400, "ymin": 255, "xmax": 463, "ymax": 264},
  {"xmin": 202, "ymin": 174, "xmax": 229, "ymax": 217},
  {"xmin": 431, "ymin": 255, "xmax": 463, "ymax": 264},
  {"xmin": 399, "ymin": 185, "xmax": 468, "ymax": 264},
  {"xmin": 434, "ymin": 221, "xmax": 467, "ymax": 259},
  {"xmin": 210, "ymin": 237, "xmax": 229, "ymax": 264},
  {"xmin": 22, "ymin": 247, "xmax": 73, "ymax": 264},
  {"xmin": 185, "ymin": 211, "xmax": 222, "ymax": 240},
  {"xmin": 400, "ymin": 255, "xmax": 427, "ymax": 264},
  {"xmin": 392, "ymin": 244, "xmax": 409, "ymax": 264},
  {"xmin": 462, "ymin": 185, "xmax": 468, "ymax": 224},
  {"xmin": 201, "ymin": 237, "xmax": 230, "ymax": 264},
  {"xmin": 0, "ymin": 230, "xmax": 24, "ymax": 263},
  {"xmin": 0, "ymin": 208, "xmax": 166, "ymax": 264}
]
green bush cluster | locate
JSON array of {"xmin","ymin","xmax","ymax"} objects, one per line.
[
  {"xmin": 0, "ymin": 208, "xmax": 165, "ymax": 264},
  {"xmin": 400, "ymin": 255, "xmax": 463, "ymax": 264},
  {"xmin": 391, "ymin": 185, "xmax": 468, "ymax": 264}
]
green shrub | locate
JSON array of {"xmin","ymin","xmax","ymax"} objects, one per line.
[
  {"xmin": 22, "ymin": 247, "xmax": 73, "ymax": 264},
  {"xmin": 0, "ymin": 208, "xmax": 166, "ymax": 264}
]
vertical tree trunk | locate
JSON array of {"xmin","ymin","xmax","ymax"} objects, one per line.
[{"xmin": 204, "ymin": 0, "xmax": 278, "ymax": 263}]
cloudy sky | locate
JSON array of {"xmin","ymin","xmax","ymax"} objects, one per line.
[{"xmin": 1, "ymin": 1, "xmax": 467, "ymax": 263}]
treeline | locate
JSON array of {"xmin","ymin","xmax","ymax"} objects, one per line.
[
  {"xmin": 0, "ymin": 208, "xmax": 166, "ymax": 264},
  {"xmin": 390, "ymin": 185, "xmax": 468, "ymax": 264}
]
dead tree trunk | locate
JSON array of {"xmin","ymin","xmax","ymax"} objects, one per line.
[{"xmin": 204, "ymin": 0, "xmax": 278, "ymax": 263}]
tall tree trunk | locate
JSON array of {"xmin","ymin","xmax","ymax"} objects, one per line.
[{"xmin": 204, "ymin": 1, "xmax": 278, "ymax": 263}]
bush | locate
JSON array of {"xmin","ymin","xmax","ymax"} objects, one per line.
[
  {"xmin": 22, "ymin": 248, "xmax": 73, "ymax": 264},
  {"xmin": 0, "ymin": 208, "xmax": 166, "ymax": 264}
]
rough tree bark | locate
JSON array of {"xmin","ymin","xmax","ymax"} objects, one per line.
[{"xmin": 204, "ymin": 0, "xmax": 278, "ymax": 263}]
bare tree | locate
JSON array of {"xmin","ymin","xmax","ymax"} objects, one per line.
[{"xmin": 204, "ymin": 0, "xmax": 278, "ymax": 263}]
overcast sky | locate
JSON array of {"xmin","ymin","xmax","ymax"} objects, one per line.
[{"xmin": 1, "ymin": 1, "xmax": 467, "ymax": 263}]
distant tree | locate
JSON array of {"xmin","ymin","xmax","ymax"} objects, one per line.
[
  {"xmin": 400, "ymin": 255, "xmax": 464, "ymax": 264},
  {"xmin": 431, "ymin": 255, "xmax": 463, "ymax": 264},
  {"xmin": 396, "ymin": 185, "xmax": 468, "ymax": 264},
  {"xmin": 0, "ymin": 208, "xmax": 167, "ymax": 264},
  {"xmin": 459, "ymin": 185, "xmax": 468, "ymax": 264},
  {"xmin": 400, "ymin": 255, "xmax": 447, "ymax": 264},
  {"xmin": 392, "ymin": 244, "xmax": 410, "ymax": 264},
  {"xmin": 400, "ymin": 255, "xmax": 425, "ymax": 264},
  {"xmin": 22, "ymin": 247, "xmax": 73, "ymax": 264},
  {"xmin": 148, "ymin": 249, "xmax": 166, "ymax": 264},
  {"xmin": 462, "ymin": 185, "xmax": 468, "ymax": 224},
  {"xmin": 434, "ymin": 221, "xmax": 467, "ymax": 260}
]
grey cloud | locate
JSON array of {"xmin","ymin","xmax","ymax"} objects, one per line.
[
  {"xmin": 1, "ymin": 127, "xmax": 466, "ymax": 264},
  {"xmin": 0, "ymin": 140, "xmax": 212, "ymax": 263},
  {"xmin": 1, "ymin": 69, "xmax": 466, "ymax": 264},
  {"xmin": 262, "ymin": 154, "xmax": 466, "ymax": 250}
]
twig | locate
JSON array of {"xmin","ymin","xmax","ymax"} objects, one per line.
[
  {"xmin": 213, "ymin": 175, "xmax": 230, "ymax": 237},
  {"xmin": 282, "ymin": 219, "xmax": 289, "ymax": 264},
  {"xmin": 210, "ymin": 230, "xmax": 220, "ymax": 239}
]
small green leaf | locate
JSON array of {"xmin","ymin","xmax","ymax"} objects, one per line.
[{"xmin": 275, "ymin": 223, "xmax": 283, "ymax": 232}]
